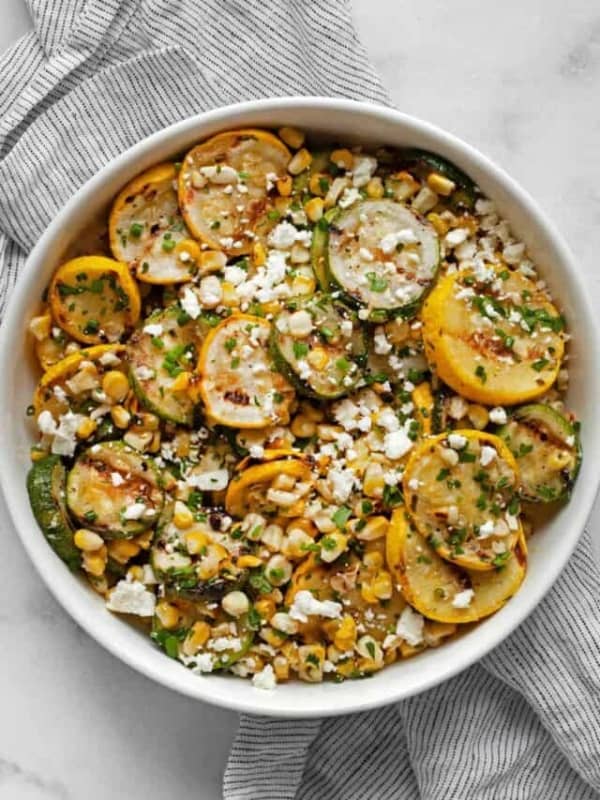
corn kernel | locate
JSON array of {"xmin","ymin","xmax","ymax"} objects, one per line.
[
  {"xmin": 156, "ymin": 600, "xmax": 180, "ymax": 630},
  {"xmin": 427, "ymin": 212, "xmax": 450, "ymax": 237},
  {"xmin": 371, "ymin": 570, "xmax": 393, "ymax": 599},
  {"xmin": 172, "ymin": 500, "xmax": 193, "ymax": 530},
  {"xmin": 74, "ymin": 528, "xmax": 104, "ymax": 552},
  {"xmin": 320, "ymin": 531, "xmax": 348, "ymax": 563},
  {"xmin": 390, "ymin": 171, "xmax": 420, "ymax": 200},
  {"xmin": 29, "ymin": 314, "xmax": 52, "ymax": 341},
  {"xmin": 82, "ymin": 546, "xmax": 107, "ymax": 577},
  {"xmin": 357, "ymin": 515, "xmax": 389, "ymax": 541},
  {"xmin": 356, "ymin": 635, "xmax": 384, "ymax": 666},
  {"xmin": 220, "ymin": 281, "xmax": 240, "ymax": 307},
  {"xmin": 271, "ymin": 612, "xmax": 298, "ymax": 635},
  {"xmin": 309, "ymin": 172, "xmax": 329, "ymax": 196},
  {"xmin": 366, "ymin": 176, "xmax": 384, "ymax": 199},
  {"xmin": 182, "ymin": 621, "xmax": 211, "ymax": 655},
  {"xmin": 324, "ymin": 176, "xmax": 349, "ymax": 208},
  {"xmin": 288, "ymin": 148, "xmax": 312, "ymax": 176},
  {"xmin": 260, "ymin": 626, "xmax": 286, "ymax": 648},
  {"xmin": 467, "ymin": 404, "xmax": 489, "ymax": 430},
  {"xmin": 273, "ymin": 655, "xmax": 290, "ymax": 682},
  {"xmin": 298, "ymin": 644, "xmax": 325, "ymax": 682},
  {"xmin": 222, "ymin": 590, "xmax": 250, "ymax": 617},
  {"xmin": 427, "ymin": 171, "xmax": 456, "ymax": 196},
  {"xmin": 254, "ymin": 598, "xmax": 276, "ymax": 619},
  {"xmin": 199, "ymin": 249, "xmax": 227, "ymax": 275},
  {"xmin": 253, "ymin": 241, "xmax": 267, "ymax": 267},
  {"xmin": 364, "ymin": 550, "xmax": 384, "ymax": 570},
  {"xmin": 76, "ymin": 417, "xmax": 97, "ymax": 439},
  {"xmin": 278, "ymin": 126, "xmax": 305, "ymax": 149},
  {"xmin": 134, "ymin": 530, "xmax": 153, "ymax": 550},
  {"xmin": 237, "ymin": 554, "xmax": 263, "ymax": 568},
  {"xmin": 174, "ymin": 238, "xmax": 202, "ymax": 263},
  {"xmin": 185, "ymin": 530, "xmax": 210, "ymax": 555},
  {"xmin": 107, "ymin": 539, "xmax": 140, "ymax": 564},
  {"xmin": 307, "ymin": 347, "xmax": 328, "ymax": 370},
  {"xmin": 127, "ymin": 565, "xmax": 145, "ymax": 582},
  {"xmin": 266, "ymin": 554, "xmax": 293, "ymax": 586},
  {"xmin": 292, "ymin": 274, "xmax": 316, "ymax": 295},
  {"xmin": 330, "ymin": 148, "xmax": 354, "ymax": 170},
  {"xmin": 111, "ymin": 404, "xmax": 131, "ymax": 429},
  {"xmin": 334, "ymin": 614, "xmax": 357, "ymax": 651},
  {"xmin": 101, "ymin": 370, "xmax": 129, "ymax": 403},
  {"xmin": 170, "ymin": 371, "xmax": 191, "ymax": 392},
  {"xmin": 360, "ymin": 583, "xmax": 378, "ymax": 604},
  {"xmin": 276, "ymin": 175, "xmax": 293, "ymax": 196},
  {"xmin": 412, "ymin": 186, "xmax": 439, "ymax": 214},
  {"xmin": 304, "ymin": 196, "xmax": 324, "ymax": 223},
  {"xmin": 363, "ymin": 463, "xmax": 385, "ymax": 498},
  {"xmin": 290, "ymin": 414, "xmax": 316, "ymax": 439}
]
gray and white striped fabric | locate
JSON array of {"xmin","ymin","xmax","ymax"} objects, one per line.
[{"xmin": 1, "ymin": 2, "xmax": 599, "ymax": 799}]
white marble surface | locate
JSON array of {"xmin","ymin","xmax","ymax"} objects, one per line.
[{"xmin": 2, "ymin": 1, "xmax": 600, "ymax": 798}]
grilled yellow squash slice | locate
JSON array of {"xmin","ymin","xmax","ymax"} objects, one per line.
[{"xmin": 421, "ymin": 267, "xmax": 565, "ymax": 405}]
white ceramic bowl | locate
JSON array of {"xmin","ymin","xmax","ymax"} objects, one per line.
[{"xmin": 1, "ymin": 97, "xmax": 599, "ymax": 718}]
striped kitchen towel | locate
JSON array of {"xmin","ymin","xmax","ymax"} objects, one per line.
[{"xmin": 0, "ymin": 2, "xmax": 599, "ymax": 799}]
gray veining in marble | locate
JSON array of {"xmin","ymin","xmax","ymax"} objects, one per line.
[{"xmin": 1, "ymin": 1, "xmax": 600, "ymax": 798}]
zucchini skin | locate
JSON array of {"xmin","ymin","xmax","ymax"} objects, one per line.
[
  {"xmin": 497, "ymin": 404, "xmax": 581, "ymax": 502},
  {"xmin": 310, "ymin": 208, "xmax": 338, "ymax": 291},
  {"xmin": 399, "ymin": 148, "xmax": 478, "ymax": 210},
  {"xmin": 27, "ymin": 455, "xmax": 81, "ymax": 571}
]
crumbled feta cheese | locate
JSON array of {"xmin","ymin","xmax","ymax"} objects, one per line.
[
  {"xmin": 182, "ymin": 652, "xmax": 215, "ymax": 673},
  {"xmin": 396, "ymin": 606, "xmax": 424, "ymax": 646},
  {"xmin": 339, "ymin": 187, "xmax": 362, "ymax": 208},
  {"xmin": 135, "ymin": 365, "xmax": 155, "ymax": 381},
  {"xmin": 408, "ymin": 478, "xmax": 420, "ymax": 491},
  {"xmin": 268, "ymin": 221, "xmax": 298, "ymax": 250},
  {"xmin": 265, "ymin": 172, "xmax": 279, "ymax": 191},
  {"xmin": 373, "ymin": 327, "xmax": 393, "ymax": 355},
  {"xmin": 380, "ymin": 228, "xmax": 419, "ymax": 254},
  {"xmin": 186, "ymin": 468, "xmax": 229, "ymax": 491},
  {"xmin": 123, "ymin": 502, "xmax": 146, "ymax": 521},
  {"xmin": 53, "ymin": 385, "xmax": 68, "ymax": 403},
  {"xmin": 445, "ymin": 228, "xmax": 469, "ymax": 247},
  {"xmin": 296, "ymin": 359, "xmax": 311, "ymax": 381},
  {"xmin": 452, "ymin": 588, "xmax": 475, "ymax": 609},
  {"xmin": 252, "ymin": 664, "xmax": 277, "ymax": 690},
  {"xmin": 480, "ymin": 446, "xmax": 497, "ymax": 467},
  {"xmin": 329, "ymin": 468, "xmax": 356, "ymax": 503},
  {"xmin": 478, "ymin": 520, "xmax": 495, "ymax": 538},
  {"xmin": 37, "ymin": 410, "xmax": 57, "ymax": 436},
  {"xmin": 289, "ymin": 590, "xmax": 342, "ymax": 622},
  {"xmin": 448, "ymin": 396, "xmax": 469, "ymax": 420},
  {"xmin": 111, "ymin": 472, "xmax": 125, "ymax": 487},
  {"xmin": 249, "ymin": 444, "xmax": 265, "ymax": 459},
  {"xmin": 210, "ymin": 637, "xmax": 242, "ymax": 653},
  {"xmin": 143, "ymin": 323, "xmax": 163, "ymax": 337},
  {"xmin": 224, "ymin": 265, "xmax": 247, "ymax": 286},
  {"xmin": 352, "ymin": 155, "xmax": 377, "ymax": 188},
  {"xmin": 106, "ymin": 580, "xmax": 156, "ymax": 617},
  {"xmin": 489, "ymin": 406, "xmax": 507, "ymax": 425},
  {"xmin": 51, "ymin": 411, "xmax": 86, "ymax": 456},
  {"xmin": 384, "ymin": 428, "xmax": 413, "ymax": 460},
  {"xmin": 359, "ymin": 247, "xmax": 374, "ymax": 262},
  {"xmin": 447, "ymin": 433, "xmax": 467, "ymax": 450},
  {"xmin": 180, "ymin": 286, "xmax": 201, "ymax": 319},
  {"xmin": 99, "ymin": 352, "xmax": 121, "ymax": 367}
]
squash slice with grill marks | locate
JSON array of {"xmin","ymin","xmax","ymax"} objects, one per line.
[
  {"xmin": 128, "ymin": 306, "xmax": 207, "ymax": 426},
  {"xmin": 497, "ymin": 404, "xmax": 581, "ymax": 502},
  {"xmin": 198, "ymin": 314, "xmax": 295, "ymax": 429},
  {"xmin": 49, "ymin": 256, "xmax": 141, "ymax": 345},
  {"xmin": 422, "ymin": 267, "xmax": 565, "ymax": 405},
  {"xmin": 66, "ymin": 441, "xmax": 164, "ymax": 539},
  {"xmin": 178, "ymin": 129, "xmax": 290, "ymax": 256},
  {"xmin": 327, "ymin": 199, "xmax": 439, "ymax": 316},
  {"xmin": 386, "ymin": 507, "xmax": 526, "ymax": 624},
  {"xmin": 402, "ymin": 431, "xmax": 522, "ymax": 571},
  {"xmin": 109, "ymin": 163, "xmax": 198, "ymax": 284}
]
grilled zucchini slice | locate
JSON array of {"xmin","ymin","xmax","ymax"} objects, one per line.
[
  {"xmin": 198, "ymin": 314, "xmax": 295, "ymax": 428},
  {"xmin": 128, "ymin": 306, "xmax": 206, "ymax": 426},
  {"xmin": 33, "ymin": 344, "xmax": 127, "ymax": 419},
  {"xmin": 49, "ymin": 256, "xmax": 141, "ymax": 344},
  {"xmin": 310, "ymin": 208, "xmax": 338, "ymax": 290},
  {"xmin": 422, "ymin": 267, "xmax": 565, "ymax": 405},
  {"xmin": 270, "ymin": 294, "xmax": 366, "ymax": 399},
  {"xmin": 27, "ymin": 455, "xmax": 81, "ymax": 570},
  {"xmin": 178, "ymin": 129, "xmax": 290, "ymax": 255},
  {"xmin": 402, "ymin": 431, "xmax": 522, "ymax": 571},
  {"xmin": 66, "ymin": 442, "xmax": 164, "ymax": 539},
  {"xmin": 109, "ymin": 163, "xmax": 197, "ymax": 284},
  {"xmin": 497, "ymin": 404, "xmax": 581, "ymax": 502},
  {"xmin": 327, "ymin": 199, "xmax": 439, "ymax": 315},
  {"xmin": 386, "ymin": 507, "xmax": 526, "ymax": 624}
]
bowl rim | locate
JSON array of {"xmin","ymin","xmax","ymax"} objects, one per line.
[{"xmin": 2, "ymin": 95, "xmax": 599, "ymax": 717}]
